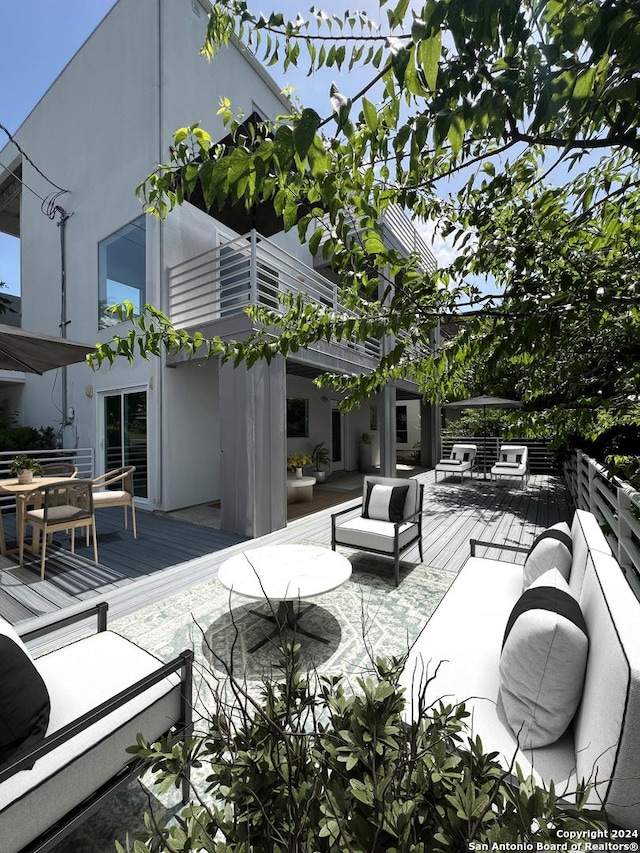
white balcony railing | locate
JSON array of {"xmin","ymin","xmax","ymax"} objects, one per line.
[{"xmin": 168, "ymin": 231, "xmax": 381, "ymax": 358}]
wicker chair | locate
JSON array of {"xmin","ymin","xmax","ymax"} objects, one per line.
[
  {"xmin": 21, "ymin": 479, "xmax": 98, "ymax": 579},
  {"xmin": 91, "ymin": 466, "xmax": 137, "ymax": 538}
]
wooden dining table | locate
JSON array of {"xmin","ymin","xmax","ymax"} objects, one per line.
[{"xmin": 0, "ymin": 476, "xmax": 76, "ymax": 557}]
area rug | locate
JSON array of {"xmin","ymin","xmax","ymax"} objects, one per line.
[
  {"xmin": 113, "ymin": 550, "xmax": 455, "ymax": 685},
  {"xmin": 55, "ymin": 549, "xmax": 456, "ymax": 852}
]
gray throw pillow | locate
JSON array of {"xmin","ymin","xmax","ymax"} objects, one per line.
[
  {"xmin": 522, "ymin": 521, "xmax": 572, "ymax": 589},
  {"xmin": 499, "ymin": 568, "xmax": 588, "ymax": 749}
]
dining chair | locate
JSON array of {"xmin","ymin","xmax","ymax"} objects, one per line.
[
  {"xmin": 91, "ymin": 466, "xmax": 137, "ymax": 538},
  {"xmin": 21, "ymin": 479, "xmax": 98, "ymax": 579},
  {"xmin": 40, "ymin": 462, "xmax": 79, "ymax": 477}
]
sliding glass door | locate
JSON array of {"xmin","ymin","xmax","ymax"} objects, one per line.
[{"xmin": 103, "ymin": 390, "xmax": 148, "ymax": 498}]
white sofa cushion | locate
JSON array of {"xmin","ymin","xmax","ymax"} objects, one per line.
[
  {"xmin": 399, "ymin": 557, "xmax": 578, "ymax": 790},
  {"xmin": 334, "ymin": 516, "xmax": 417, "ymax": 553},
  {"xmin": 573, "ymin": 549, "xmax": 640, "ymax": 830},
  {"xmin": 522, "ymin": 522, "xmax": 572, "ymax": 588},
  {"xmin": 0, "ymin": 618, "xmax": 50, "ymax": 771},
  {"xmin": 0, "ymin": 631, "xmax": 183, "ymax": 853},
  {"xmin": 363, "ymin": 482, "xmax": 410, "ymax": 522},
  {"xmin": 499, "ymin": 569, "xmax": 588, "ymax": 748}
]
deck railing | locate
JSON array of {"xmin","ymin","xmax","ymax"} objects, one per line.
[
  {"xmin": 564, "ymin": 449, "xmax": 640, "ymax": 596},
  {"xmin": 168, "ymin": 231, "xmax": 381, "ymax": 358}
]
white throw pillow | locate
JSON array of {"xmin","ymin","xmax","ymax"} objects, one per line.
[
  {"xmin": 499, "ymin": 568, "xmax": 588, "ymax": 749},
  {"xmin": 522, "ymin": 521, "xmax": 572, "ymax": 589}
]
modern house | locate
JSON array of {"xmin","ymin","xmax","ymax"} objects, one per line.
[{"xmin": 0, "ymin": 0, "xmax": 439, "ymax": 538}]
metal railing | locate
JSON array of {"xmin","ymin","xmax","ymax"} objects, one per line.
[
  {"xmin": 564, "ymin": 449, "xmax": 640, "ymax": 597},
  {"xmin": 0, "ymin": 448, "xmax": 94, "ymax": 510},
  {"xmin": 168, "ymin": 231, "xmax": 381, "ymax": 358}
]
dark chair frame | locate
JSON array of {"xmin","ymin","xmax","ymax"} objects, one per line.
[
  {"xmin": 2, "ymin": 602, "xmax": 193, "ymax": 853},
  {"xmin": 331, "ymin": 483, "xmax": 425, "ymax": 586}
]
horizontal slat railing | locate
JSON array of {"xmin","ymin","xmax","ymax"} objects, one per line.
[
  {"xmin": 0, "ymin": 448, "xmax": 94, "ymax": 510},
  {"xmin": 564, "ymin": 449, "xmax": 640, "ymax": 597},
  {"xmin": 168, "ymin": 231, "xmax": 380, "ymax": 358}
]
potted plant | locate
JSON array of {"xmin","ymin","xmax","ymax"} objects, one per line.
[
  {"xmin": 287, "ymin": 452, "xmax": 311, "ymax": 479},
  {"xmin": 10, "ymin": 455, "xmax": 43, "ymax": 485},
  {"xmin": 311, "ymin": 442, "xmax": 330, "ymax": 482}
]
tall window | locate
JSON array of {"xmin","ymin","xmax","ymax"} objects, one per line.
[
  {"xmin": 98, "ymin": 216, "xmax": 146, "ymax": 329},
  {"xmin": 396, "ymin": 405, "xmax": 408, "ymax": 443}
]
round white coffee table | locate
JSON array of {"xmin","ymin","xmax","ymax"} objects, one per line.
[
  {"xmin": 218, "ymin": 544, "xmax": 352, "ymax": 651},
  {"xmin": 286, "ymin": 475, "xmax": 316, "ymax": 503}
]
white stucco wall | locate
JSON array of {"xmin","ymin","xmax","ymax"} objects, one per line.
[
  {"xmin": 0, "ymin": 0, "xmax": 300, "ymax": 511},
  {"xmin": 161, "ymin": 359, "xmax": 219, "ymax": 511}
]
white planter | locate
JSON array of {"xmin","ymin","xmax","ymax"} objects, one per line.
[
  {"xmin": 315, "ymin": 470, "xmax": 326, "ymax": 483},
  {"xmin": 17, "ymin": 471, "xmax": 34, "ymax": 485}
]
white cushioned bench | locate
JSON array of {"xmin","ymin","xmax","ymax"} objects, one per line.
[
  {"xmin": 0, "ymin": 603, "xmax": 193, "ymax": 853},
  {"xmin": 399, "ymin": 509, "xmax": 640, "ymax": 829}
]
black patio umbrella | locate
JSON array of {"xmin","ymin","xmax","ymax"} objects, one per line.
[
  {"xmin": 0, "ymin": 325, "xmax": 95, "ymax": 374},
  {"xmin": 443, "ymin": 395, "xmax": 523, "ymax": 478}
]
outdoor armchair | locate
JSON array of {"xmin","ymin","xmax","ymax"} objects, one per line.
[
  {"xmin": 434, "ymin": 443, "xmax": 478, "ymax": 482},
  {"xmin": 331, "ymin": 476, "xmax": 424, "ymax": 586},
  {"xmin": 21, "ymin": 479, "xmax": 98, "ymax": 579},
  {"xmin": 91, "ymin": 465, "xmax": 137, "ymax": 538},
  {"xmin": 40, "ymin": 462, "xmax": 78, "ymax": 477},
  {"xmin": 490, "ymin": 444, "xmax": 528, "ymax": 487}
]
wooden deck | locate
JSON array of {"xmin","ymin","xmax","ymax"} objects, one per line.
[{"xmin": 2, "ymin": 470, "xmax": 573, "ymax": 638}]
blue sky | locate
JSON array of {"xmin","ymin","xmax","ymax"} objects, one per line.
[{"xmin": 0, "ymin": 1, "xmax": 117, "ymax": 294}]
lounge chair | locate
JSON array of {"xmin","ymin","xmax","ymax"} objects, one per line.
[
  {"xmin": 434, "ymin": 443, "xmax": 478, "ymax": 482},
  {"xmin": 490, "ymin": 444, "xmax": 528, "ymax": 486}
]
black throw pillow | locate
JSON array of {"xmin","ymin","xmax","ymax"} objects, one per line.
[{"xmin": 0, "ymin": 624, "xmax": 51, "ymax": 772}]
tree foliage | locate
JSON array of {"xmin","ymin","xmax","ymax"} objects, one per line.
[{"xmin": 94, "ymin": 0, "xmax": 640, "ymax": 441}]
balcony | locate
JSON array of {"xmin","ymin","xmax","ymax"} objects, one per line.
[{"xmin": 168, "ymin": 231, "xmax": 381, "ymax": 360}]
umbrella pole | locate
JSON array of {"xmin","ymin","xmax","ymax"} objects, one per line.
[{"xmin": 483, "ymin": 405, "xmax": 487, "ymax": 479}]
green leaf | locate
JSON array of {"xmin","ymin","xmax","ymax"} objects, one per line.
[
  {"xmin": 419, "ymin": 30, "xmax": 441, "ymax": 92},
  {"xmin": 293, "ymin": 108, "xmax": 321, "ymax": 158}
]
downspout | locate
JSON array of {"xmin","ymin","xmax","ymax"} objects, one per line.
[{"xmin": 57, "ymin": 206, "xmax": 72, "ymax": 441}]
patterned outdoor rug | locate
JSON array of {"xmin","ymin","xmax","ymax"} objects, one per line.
[{"xmin": 53, "ymin": 548, "xmax": 456, "ymax": 852}]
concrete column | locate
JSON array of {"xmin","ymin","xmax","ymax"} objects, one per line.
[
  {"xmin": 378, "ymin": 384, "xmax": 397, "ymax": 476},
  {"xmin": 219, "ymin": 356, "xmax": 287, "ymax": 537}
]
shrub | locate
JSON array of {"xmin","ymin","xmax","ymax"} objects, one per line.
[
  {"xmin": 0, "ymin": 426, "xmax": 56, "ymax": 452},
  {"xmin": 119, "ymin": 645, "xmax": 606, "ymax": 851}
]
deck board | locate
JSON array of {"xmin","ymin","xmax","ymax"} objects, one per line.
[{"xmin": 2, "ymin": 470, "xmax": 573, "ymax": 635}]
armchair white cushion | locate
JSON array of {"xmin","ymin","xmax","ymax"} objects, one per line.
[
  {"xmin": 491, "ymin": 444, "xmax": 528, "ymax": 486},
  {"xmin": 331, "ymin": 476, "xmax": 424, "ymax": 586},
  {"xmin": 435, "ymin": 443, "xmax": 478, "ymax": 482}
]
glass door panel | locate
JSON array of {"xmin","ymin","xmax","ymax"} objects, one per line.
[{"xmin": 103, "ymin": 390, "xmax": 148, "ymax": 497}]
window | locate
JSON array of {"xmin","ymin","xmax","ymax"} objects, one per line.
[
  {"xmin": 287, "ymin": 398, "xmax": 308, "ymax": 437},
  {"xmin": 98, "ymin": 216, "xmax": 146, "ymax": 329},
  {"xmin": 396, "ymin": 405, "xmax": 408, "ymax": 444}
]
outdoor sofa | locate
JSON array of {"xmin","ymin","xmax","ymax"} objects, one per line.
[
  {"xmin": 0, "ymin": 602, "xmax": 193, "ymax": 853},
  {"xmin": 399, "ymin": 509, "xmax": 640, "ymax": 829}
]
